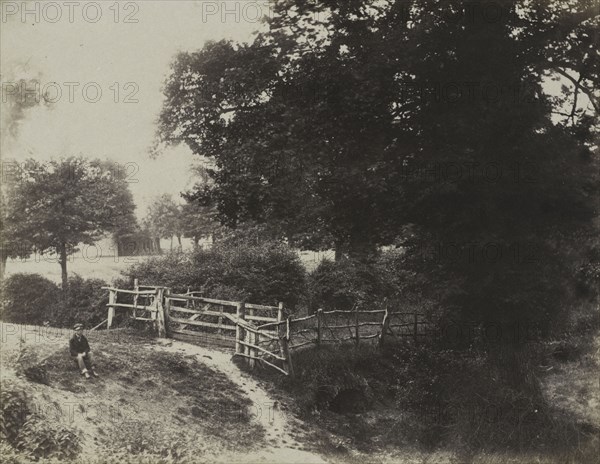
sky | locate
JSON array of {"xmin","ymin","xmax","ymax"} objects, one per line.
[{"xmin": 0, "ymin": 0, "xmax": 269, "ymax": 218}]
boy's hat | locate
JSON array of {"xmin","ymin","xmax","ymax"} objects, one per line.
[{"xmin": 73, "ymin": 323, "xmax": 83, "ymax": 330}]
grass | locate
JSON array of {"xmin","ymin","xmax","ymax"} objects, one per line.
[{"xmin": 2, "ymin": 329, "xmax": 264, "ymax": 462}]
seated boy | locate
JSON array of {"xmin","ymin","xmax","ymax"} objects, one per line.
[{"xmin": 69, "ymin": 323, "xmax": 99, "ymax": 379}]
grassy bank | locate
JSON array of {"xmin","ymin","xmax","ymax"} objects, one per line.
[
  {"xmin": 244, "ymin": 337, "xmax": 599, "ymax": 463},
  {"xmin": 1, "ymin": 329, "xmax": 264, "ymax": 463}
]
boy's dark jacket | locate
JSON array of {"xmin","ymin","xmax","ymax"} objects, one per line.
[{"xmin": 69, "ymin": 334, "xmax": 91, "ymax": 356}]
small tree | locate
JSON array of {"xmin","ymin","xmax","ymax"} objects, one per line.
[
  {"xmin": 4, "ymin": 157, "xmax": 137, "ymax": 290},
  {"xmin": 144, "ymin": 194, "xmax": 183, "ymax": 250}
]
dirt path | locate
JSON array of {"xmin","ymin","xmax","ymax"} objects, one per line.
[{"xmin": 154, "ymin": 338, "xmax": 327, "ymax": 464}]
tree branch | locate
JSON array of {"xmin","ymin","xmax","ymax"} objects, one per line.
[{"xmin": 554, "ymin": 67, "xmax": 599, "ymax": 114}]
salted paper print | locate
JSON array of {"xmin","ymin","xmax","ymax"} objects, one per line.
[{"xmin": 1, "ymin": 1, "xmax": 598, "ymax": 463}]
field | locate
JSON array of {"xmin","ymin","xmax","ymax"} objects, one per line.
[
  {"xmin": 3, "ymin": 256, "xmax": 138, "ymax": 285},
  {"xmin": 3, "ymin": 249, "xmax": 334, "ymax": 285}
]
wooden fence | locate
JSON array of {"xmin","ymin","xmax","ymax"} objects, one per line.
[{"xmin": 102, "ymin": 283, "xmax": 431, "ymax": 376}]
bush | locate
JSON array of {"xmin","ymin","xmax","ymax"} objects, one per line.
[
  {"xmin": 0, "ymin": 381, "xmax": 29, "ymax": 444},
  {"xmin": 60, "ymin": 274, "xmax": 109, "ymax": 328},
  {"xmin": 0, "ymin": 380, "xmax": 80, "ymax": 461},
  {"xmin": 0, "ymin": 273, "xmax": 108, "ymax": 328},
  {"xmin": 125, "ymin": 235, "xmax": 307, "ymax": 309},
  {"xmin": 16, "ymin": 416, "xmax": 80, "ymax": 460},
  {"xmin": 308, "ymin": 257, "xmax": 396, "ymax": 312},
  {"xmin": 0, "ymin": 274, "xmax": 61, "ymax": 325}
]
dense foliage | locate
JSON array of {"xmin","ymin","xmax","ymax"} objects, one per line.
[
  {"xmin": 308, "ymin": 258, "xmax": 388, "ymax": 311},
  {"xmin": 0, "ymin": 274, "xmax": 61, "ymax": 325},
  {"xmin": 158, "ymin": 0, "xmax": 599, "ymax": 339},
  {"xmin": 0, "ymin": 274, "xmax": 108, "ymax": 328},
  {"xmin": 125, "ymin": 230, "xmax": 307, "ymax": 308},
  {"xmin": 0, "ymin": 381, "xmax": 80, "ymax": 461},
  {"xmin": 263, "ymin": 343, "xmax": 597, "ymax": 460}
]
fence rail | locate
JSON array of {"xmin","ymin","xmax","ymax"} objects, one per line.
[{"xmin": 102, "ymin": 282, "xmax": 432, "ymax": 376}]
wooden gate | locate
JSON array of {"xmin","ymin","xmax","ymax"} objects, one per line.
[
  {"xmin": 166, "ymin": 294, "xmax": 239, "ymax": 348},
  {"xmin": 165, "ymin": 294, "xmax": 293, "ymax": 374},
  {"xmin": 103, "ymin": 285, "xmax": 165, "ymax": 330}
]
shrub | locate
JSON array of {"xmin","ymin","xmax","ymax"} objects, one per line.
[
  {"xmin": 60, "ymin": 274, "xmax": 109, "ymax": 328},
  {"xmin": 0, "ymin": 274, "xmax": 60, "ymax": 325},
  {"xmin": 16, "ymin": 416, "xmax": 80, "ymax": 460},
  {"xmin": 308, "ymin": 258, "xmax": 388, "ymax": 311},
  {"xmin": 0, "ymin": 273, "xmax": 108, "ymax": 328},
  {"xmin": 0, "ymin": 381, "xmax": 29, "ymax": 444},
  {"xmin": 125, "ymin": 235, "xmax": 307, "ymax": 309},
  {"xmin": 0, "ymin": 380, "xmax": 80, "ymax": 461}
]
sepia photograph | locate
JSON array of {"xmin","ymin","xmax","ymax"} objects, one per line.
[{"xmin": 0, "ymin": 1, "xmax": 598, "ymax": 463}]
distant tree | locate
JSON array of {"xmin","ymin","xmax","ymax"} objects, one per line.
[
  {"xmin": 3, "ymin": 157, "xmax": 137, "ymax": 290},
  {"xmin": 144, "ymin": 194, "xmax": 183, "ymax": 250},
  {"xmin": 179, "ymin": 199, "xmax": 219, "ymax": 248}
]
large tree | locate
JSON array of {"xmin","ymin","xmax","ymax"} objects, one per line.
[
  {"xmin": 3, "ymin": 157, "xmax": 137, "ymax": 289},
  {"xmin": 158, "ymin": 0, "xmax": 599, "ymax": 340}
]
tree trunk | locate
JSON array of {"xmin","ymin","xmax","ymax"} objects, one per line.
[
  {"xmin": 177, "ymin": 234, "xmax": 182, "ymax": 250},
  {"xmin": 59, "ymin": 243, "xmax": 68, "ymax": 291},
  {"xmin": 0, "ymin": 254, "xmax": 7, "ymax": 281},
  {"xmin": 170, "ymin": 236, "xmax": 173, "ymax": 251}
]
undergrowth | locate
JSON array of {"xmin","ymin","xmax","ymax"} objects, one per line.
[{"xmin": 248, "ymin": 340, "xmax": 599, "ymax": 461}]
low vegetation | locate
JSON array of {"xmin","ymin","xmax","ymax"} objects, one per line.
[
  {"xmin": 246, "ymin": 335, "xmax": 599, "ymax": 462},
  {"xmin": 124, "ymin": 228, "xmax": 307, "ymax": 309},
  {"xmin": 1, "ymin": 330, "xmax": 264, "ymax": 463},
  {"xmin": 0, "ymin": 273, "xmax": 108, "ymax": 328}
]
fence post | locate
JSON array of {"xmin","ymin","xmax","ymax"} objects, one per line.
[
  {"xmin": 414, "ymin": 313, "xmax": 419, "ymax": 345},
  {"xmin": 107, "ymin": 289, "xmax": 116, "ymax": 329},
  {"xmin": 246, "ymin": 329, "xmax": 255, "ymax": 369},
  {"xmin": 379, "ymin": 307, "xmax": 390, "ymax": 348},
  {"xmin": 280, "ymin": 316, "xmax": 294, "ymax": 377},
  {"xmin": 235, "ymin": 302, "xmax": 245, "ymax": 356},
  {"xmin": 133, "ymin": 278, "xmax": 139, "ymax": 318},
  {"xmin": 247, "ymin": 305, "xmax": 256, "ymax": 366},
  {"xmin": 155, "ymin": 287, "xmax": 167, "ymax": 338},
  {"xmin": 164, "ymin": 288, "xmax": 171, "ymax": 338},
  {"xmin": 317, "ymin": 309, "xmax": 323, "ymax": 346},
  {"xmin": 355, "ymin": 305, "xmax": 360, "ymax": 346}
]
